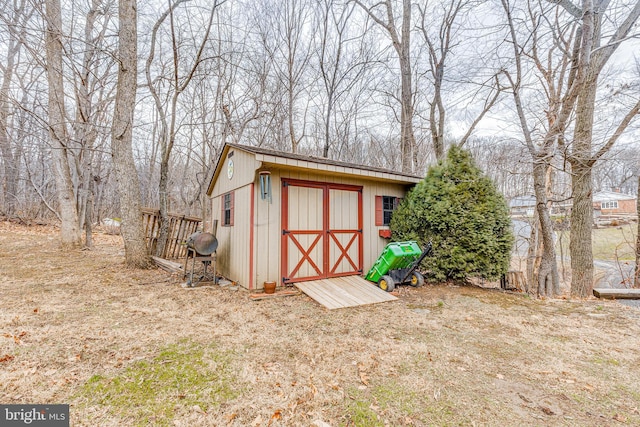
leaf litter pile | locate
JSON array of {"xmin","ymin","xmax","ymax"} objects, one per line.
[{"xmin": 1, "ymin": 220, "xmax": 640, "ymax": 426}]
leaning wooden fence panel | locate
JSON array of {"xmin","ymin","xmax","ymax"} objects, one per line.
[{"xmin": 142, "ymin": 208, "xmax": 202, "ymax": 259}]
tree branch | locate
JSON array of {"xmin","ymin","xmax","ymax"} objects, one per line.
[
  {"xmin": 589, "ymin": 98, "xmax": 640, "ymax": 165},
  {"xmin": 547, "ymin": 0, "xmax": 582, "ymax": 18},
  {"xmin": 592, "ymin": 0, "xmax": 640, "ymax": 72},
  {"xmin": 458, "ymin": 75, "xmax": 503, "ymax": 148}
]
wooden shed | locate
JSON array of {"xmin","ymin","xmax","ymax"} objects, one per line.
[{"xmin": 206, "ymin": 143, "xmax": 421, "ymax": 291}]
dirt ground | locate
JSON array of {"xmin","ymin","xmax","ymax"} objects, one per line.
[{"xmin": 1, "ymin": 220, "xmax": 640, "ymax": 426}]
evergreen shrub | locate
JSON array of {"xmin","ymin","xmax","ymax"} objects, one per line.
[{"xmin": 391, "ymin": 145, "xmax": 513, "ymax": 282}]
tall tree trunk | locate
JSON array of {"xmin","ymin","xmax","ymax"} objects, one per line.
[
  {"xmin": 155, "ymin": 159, "xmax": 170, "ymax": 257},
  {"xmin": 323, "ymin": 98, "xmax": 333, "ymax": 158},
  {"xmin": 550, "ymin": 0, "xmax": 640, "ymax": 297},
  {"xmin": 354, "ymin": 0, "xmax": 416, "ymax": 173},
  {"xmin": 45, "ymin": 0, "xmax": 82, "ymax": 248},
  {"xmin": 0, "ymin": 0, "xmax": 29, "ymax": 218},
  {"xmin": 74, "ymin": 0, "xmax": 101, "ymax": 247},
  {"xmin": 502, "ymin": 0, "xmax": 560, "ymax": 298},
  {"xmin": 569, "ymin": 78, "xmax": 597, "ymax": 298},
  {"xmin": 111, "ymin": 0, "xmax": 151, "ymax": 268},
  {"xmin": 635, "ymin": 174, "xmax": 640, "ymax": 288},
  {"xmin": 0, "ymin": 101, "xmax": 18, "ymax": 217},
  {"xmin": 429, "ymin": 67, "xmax": 445, "ymax": 161},
  {"xmin": 569, "ymin": 161, "xmax": 593, "ymax": 297},
  {"xmin": 146, "ymin": 0, "xmax": 217, "ymax": 257},
  {"xmin": 533, "ymin": 157, "xmax": 559, "ymax": 297},
  {"xmin": 0, "ymin": 37, "xmax": 18, "ymax": 217},
  {"xmin": 288, "ymin": 85, "xmax": 298, "ymax": 154},
  {"xmin": 398, "ymin": 0, "xmax": 415, "ymax": 173},
  {"xmin": 85, "ymin": 174, "xmax": 94, "ymax": 248},
  {"xmin": 526, "ymin": 209, "xmax": 540, "ymax": 294}
]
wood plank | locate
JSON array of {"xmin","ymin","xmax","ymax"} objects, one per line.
[
  {"xmin": 331, "ymin": 277, "xmax": 373, "ymax": 304},
  {"xmin": 295, "ymin": 276, "xmax": 396, "ymax": 309},
  {"xmin": 353, "ymin": 278, "xmax": 395, "ymax": 301},
  {"xmin": 300, "ymin": 280, "xmax": 348, "ymax": 309},
  {"xmin": 295, "ymin": 281, "xmax": 349, "ymax": 309},
  {"xmin": 338, "ymin": 276, "xmax": 396, "ymax": 303},
  {"xmin": 348, "ymin": 277, "xmax": 396, "ymax": 302},
  {"xmin": 151, "ymin": 256, "xmax": 184, "ymax": 273},
  {"xmin": 249, "ymin": 290, "xmax": 300, "ymax": 301},
  {"xmin": 349, "ymin": 276, "xmax": 396, "ymax": 302},
  {"xmin": 318, "ymin": 278, "xmax": 363, "ymax": 306},
  {"xmin": 593, "ymin": 288, "xmax": 640, "ymax": 299}
]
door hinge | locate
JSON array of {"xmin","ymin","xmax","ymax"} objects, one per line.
[{"xmin": 282, "ymin": 230, "xmax": 290, "ymax": 235}]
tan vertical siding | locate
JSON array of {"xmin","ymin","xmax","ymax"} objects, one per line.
[
  {"xmin": 254, "ymin": 168, "xmax": 413, "ymax": 288},
  {"xmin": 212, "ymin": 184, "xmax": 252, "ymax": 288},
  {"xmin": 255, "ymin": 171, "xmax": 281, "ymax": 287},
  {"xmin": 286, "ymin": 185, "xmax": 324, "ymax": 279},
  {"xmin": 329, "ymin": 189, "xmax": 358, "ymax": 229},
  {"xmin": 361, "ymin": 182, "xmax": 409, "ymax": 273},
  {"xmin": 212, "ymin": 149, "xmax": 260, "ymax": 197},
  {"xmin": 211, "ymin": 153, "xmax": 416, "ymax": 290},
  {"xmin": 328, "ymin": 188, "xmax": 360, "ymax": 274}
]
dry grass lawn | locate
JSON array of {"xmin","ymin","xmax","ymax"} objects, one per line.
[
  {"xmin": 555, "ymin": 223, "xmax": 638, "ymax": 262},
  {"xmin": 1, "ymin": 220, "xmax": 640, "ymax": 426}
]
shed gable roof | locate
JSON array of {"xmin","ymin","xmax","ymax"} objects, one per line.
[{"xmin": 207, "ymin": 143, "xmax": 423, "ymax": 195}]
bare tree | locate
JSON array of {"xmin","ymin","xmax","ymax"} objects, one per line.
[
  {"xmin": 502, "ymin": 0, "xmax": 640, "ymax": 297},
  {"xmin": 0, "ymin": 0, "xmax": 33, "ymax": 217},
  {"xmin": 145, "ymin": 0, "xmax": 222, "ymax": 257},
  {"xmin": 467, "ymin": 137, "xmax": 534, "ymax": 205},
  {"xmin": 416, "ymin": 0, "xmax": 502, "ymax": 160},
  {"xmin": 45, "ymin": 0, "xmax": 82, "ymax": 248},
  {"xmin": 354, "ymin": 0, "xmax": 416, "ymax": 173},
  {"xmin": 2, "ymin": 0, "xmax": 116, "ymax": 238},
  {"xmin": 71, "ymin": 0, "xmax": 117, "ymax": 248},
  {"xmin": 593, "ymin": 145, "xmax": 640, "ymax": 193},
  {"xmin": 636, "ymin": 173, "xmax": 640, "ymax": 287},
  {"xmin": 111, "ymin": 0, "xmax": 150, "ymax": 268},
  {"xmin": 13, "ymin": 71, "xmax": 52, "ymax": 220},
  {"xmin": 552, "ymin": 0, "xmax": 640, "ymax": 298},
  {"xmin": 501, "ymin": 0, "xmax": 569, "ymax": 297},
  {"xmin": 313, "ymin": 0, "xmax": 374, "ymax": 158},
  {"xmin": 255, "ymin": 0, "xmax": 312, "ymax": 154}
]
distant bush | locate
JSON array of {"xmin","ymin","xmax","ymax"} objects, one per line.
[{"xmin": 391, "ymin": 145, "xmax": 514, "ymax": 282}]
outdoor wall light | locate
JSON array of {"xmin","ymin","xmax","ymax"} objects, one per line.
[{"xmin": 259, "ymin": 171, "xmax": 272, "ymax": 203}]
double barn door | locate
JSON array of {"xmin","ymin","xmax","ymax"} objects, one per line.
[{"xmin": 281, "ymin": 179, "xmax": 363, "ymax": 284}]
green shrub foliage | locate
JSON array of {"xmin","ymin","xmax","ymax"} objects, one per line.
[{"xmin": 391, "ymin": 145, "xmax": 513, "ymax": 282}]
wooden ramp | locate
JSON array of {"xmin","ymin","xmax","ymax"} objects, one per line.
[
  {"xmin": 593, "ymin": 288, "xmax": 640, "ymax": 299},
  {"xmin": 294, "ymin": 276, "xmax": 397, "ymax": 310}
]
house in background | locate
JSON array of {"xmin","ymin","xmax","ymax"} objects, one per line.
[
  {"xmin": 510, "ymin": 191, "xmax": 638, "ymax": 220},
  {"xmin": 206, "ymin": 143, "xmax": 421, "ymax": 291},
  {"xmin": 592, "ymin": 190, "xmax": 637, "ymax": 217},
  {"xmin": 509, "ymin": 195, "xmax": 537, "ymax": 217}
]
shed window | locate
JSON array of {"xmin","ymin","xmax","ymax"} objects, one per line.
[
  {"xmin": 601, "ymin": 200, "xmax": 618, "ymax": 209},
  {"xmin": 375, "ymin": 195, "xmax": 399, "ymax": 226},
  {"xmin": 222, "ymin": 191, "xmax": 234, "ymax": 226}
]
